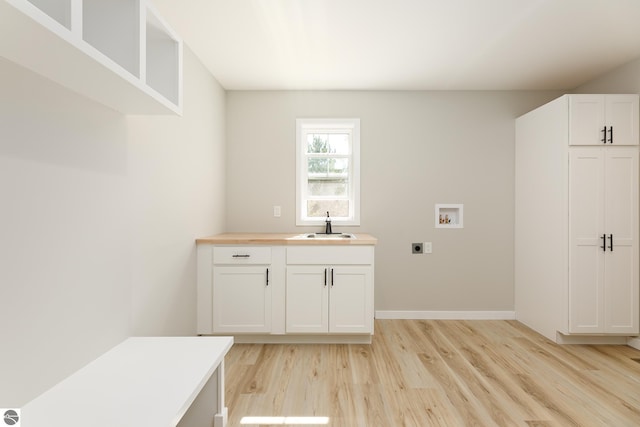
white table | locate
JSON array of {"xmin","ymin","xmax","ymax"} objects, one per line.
[{"xmin": 22, "ymin": 337, "xmax": 233, "ymax": 427}]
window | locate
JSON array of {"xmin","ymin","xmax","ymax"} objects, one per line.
[{"xmin": 296, "ymin": 118, "xmax": 360, "ymax": 226}]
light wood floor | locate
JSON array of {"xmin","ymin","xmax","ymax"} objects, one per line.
[{"xmin": 224, "ymin": 320, "xmax": 640, "ymax": 426}]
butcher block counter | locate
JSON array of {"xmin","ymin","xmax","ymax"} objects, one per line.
[
  {"xmin": 196, "ymin": 232, "xmax": 377, "ymax": 343},
  {"xmin": 196, "ymin": 232, "xmax": 377, "ymax": 245}
]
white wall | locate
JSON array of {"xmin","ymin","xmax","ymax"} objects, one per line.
[
  {"xmin": 127, "ymin": 52, "xmax": 226, "ymax": 336},
  {"xmin": 226, "ymin": 91, "xmax": 561, "ymax": 313},
  {"xmin": 573, "ymin": 58, "xmax": 640, "ymax": 94},
  {"xmin": 0, "ymin": 47, "xmax": 225, "ymax": 406}
]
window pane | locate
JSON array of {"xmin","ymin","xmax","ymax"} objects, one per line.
[
  {"xmin": 308, "ymin": 158, "xmax": 328, "ymax": 173},
  {"xmin": 328, "ymin": 158, "xmax": 348, "ymax": 174},
  {"xmin": 307, "ymin": 134, "xmax": 329, "ymax": 153},
  {"xmin": 307, "ymin": 199, "xmax": 350, "ymax": 218},
  {"xmin": 308, "ymin": 177, "xmax": 348, "ymax": 196},
  {"xmin": 308, "ymin": 158, "xmax": 348, "ymax": 175},
  {"xmin": 306, "ymin": 133, "xmax": 349, "ymax": 154},
  {"xmin": 328, "ymin": 134, "xmax": 349, "ymax": 154}
]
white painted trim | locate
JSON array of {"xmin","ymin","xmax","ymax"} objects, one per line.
[
  {"xmin": 203, "ymin": 334, "xmax": 372, "ymax": 345},
  {"xmin": 556, "ymin": 333, "xmax": 628, "ymax": 345},
  {"xmin": 296, "ymin": 118, "xmax": 360, "ymax": 226},
  {"xmin": 627, "ymin": 336, "xmax": 640, "ymax": 350},
  {"xmin": 375, "ymin": 310, "xmax": 516, "ymax": 320}
]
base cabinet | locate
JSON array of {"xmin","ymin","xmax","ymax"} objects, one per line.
[
  {"xmin": 213, "ymin": 266, "xmax": 271, "ymax": 333},
  {"xmin": 286, "ymin": 266, "xmax": 372, "ymax": 334},
  {"xmin": 209, "ymin": 246, "xmax": 272, "ymax": 334},
  {"xmin": 196, "ymin": 240, "xmax": 376, "ymax": 341}
]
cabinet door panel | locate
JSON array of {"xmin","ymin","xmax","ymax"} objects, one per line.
[
  {"xmin": 286, "ymin": 266, "xmax": 328, "ymax": 333},
  {"xmin": 606, "ymin": 95, "xmax": 639, "ymax": 146},
  {"xmin": 605, "ymin": 246, "xmax": 638, "ymax": 333},
  {"xmin": 605, "ymin": 149, "xmax": 638, "ymax": 242},
  {"xmin": 329, "ymin": 267, "xmax": 372, "ymax": 334},
  {"xmin": 569, "ymin": 244, "xmax": 603, "ymax": 332},
  {"xmin": 604, "ymin": 149, "xmax": 639, "ymax": 333},
  {"xmin": 569, "ymin": 149, "xmax": 605, "ymax": 333},
  {"xmin": 213, "ymin": 266, "xmax": 271, "ymax": 333},
  {"xmin": 569, "ymin": 95, "xmax": 605, "ymax": 145}
]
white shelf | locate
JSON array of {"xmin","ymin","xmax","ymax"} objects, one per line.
[
  {"xmin": 435, "ymin": 204, "xmax": 463, "ymax": 228},
  {"xmin": 0, "ymin": 0, "xmax": 182, "ymax": 115}
]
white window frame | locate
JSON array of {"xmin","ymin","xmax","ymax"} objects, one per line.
[{"xmin": 296, "ymin": 118, "xmax": 360, "ymax": 226}]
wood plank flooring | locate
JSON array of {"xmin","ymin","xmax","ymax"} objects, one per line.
[{"xmin": 224, "ymin": 320, "xmax": 640, "ymax": 426}]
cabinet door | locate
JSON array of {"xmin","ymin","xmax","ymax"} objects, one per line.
[
  {"xmin": 212, "ymin": 266, "xmax": 271, "ymax": 333},
  {"xmin": 569, "ymin": 148, "xmax": 605, "ymax": 333},
  {"xmin": 603, "ymin": 148, "xmax": 639, "ymax": 333},
  {"xmin": 569, "ymin": 95, "xmax": 605, "ymax": 146},
  {"xmin": 606, "ymin": 95, "xmax": 639, "ymax": 146},
  {"xmin": 329, "ymin": 266, "xmax": 373, "ymax": 334},
  {"xmin": 569, "ymin": 95, "xmax": 639, "ymax": 146},
  {"xmin": 286, "ymin": 266, "xmax": 328, "ymax": 333}
]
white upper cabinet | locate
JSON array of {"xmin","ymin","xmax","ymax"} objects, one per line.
[
  {"xmin": 569, "ymin": 95, "xmax": 638, "ymax": 145},
  {"xmin": 0, "ymin": 0, "xmax": 182, "ymax": 115}
]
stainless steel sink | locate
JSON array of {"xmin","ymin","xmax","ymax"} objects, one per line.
[{"xmin": 294, "ymin": 233, "xmax": 356, "ymax": 239}]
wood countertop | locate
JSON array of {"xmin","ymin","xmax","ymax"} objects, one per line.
[{"xmin": 196, "ymin": 232, "xmax": 377, "ymax": 245}]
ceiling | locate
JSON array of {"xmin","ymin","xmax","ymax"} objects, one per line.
[{"xmin": 151, "ymin": 0, "xmax": 640, "ymax": 91}]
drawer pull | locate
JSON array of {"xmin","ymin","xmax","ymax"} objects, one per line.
[{"xmin": 232, "ymin": 254, "xmax": 251, "ymax": 258}]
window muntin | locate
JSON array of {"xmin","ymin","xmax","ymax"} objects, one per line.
[{"xmin": 296, "ymin": 119, "xmax": 360, "ymax": 226}]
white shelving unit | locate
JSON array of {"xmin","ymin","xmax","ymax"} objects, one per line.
[
  {"xmin": 0, "ymin": 0, "xmax": 182, "ymax": 115},
  {"xmin": 435, "ymin": 204, "xmax": 463, "ymax": 228}
]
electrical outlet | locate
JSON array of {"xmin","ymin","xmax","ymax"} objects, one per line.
[
  {"xmin": 412, "ymin": 243, "xmax": 423, "ymax": 254},
  {"xmin": 424, "ymin": 242, "xmax": 432, "ymax": 253},
  {"xmin": 273, "ymin": 206, "xmax": 281, "ymax": 217}
]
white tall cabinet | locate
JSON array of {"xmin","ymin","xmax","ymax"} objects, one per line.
[{"xmin": 516, "ymin": 94, "xmax": 639, "ymax": 343}]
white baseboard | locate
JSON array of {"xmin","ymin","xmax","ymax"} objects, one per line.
[
  {"xmin": 627, "ymin": 336, "xmax": 640, "ymax": 350},
  {"xmin": 375, "ymin": 310, "xmax": 516, "ymax": 320},
  {"xmin": 556, "ymin": 333, "xmax": 628, "ymax": 345}
]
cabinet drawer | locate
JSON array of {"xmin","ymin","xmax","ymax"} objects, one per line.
[
  {"xmin": 287, "ymin": 246, "xmax": 373, "ymax": 265},
  {"xmin": 213, "ymin": 246, "xmax": 272, "ymax": 264}
]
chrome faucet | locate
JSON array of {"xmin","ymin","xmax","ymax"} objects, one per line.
[{"xmin": 325, "ymin": 211, "xmax": 332, "ymax": 234}]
